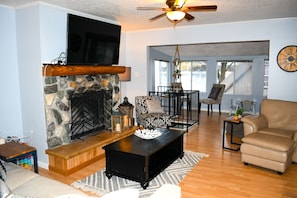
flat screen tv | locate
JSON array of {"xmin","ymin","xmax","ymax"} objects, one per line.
[{"xmin": 66, "ymin": 14, "xmax": 121, "ymax": 65}]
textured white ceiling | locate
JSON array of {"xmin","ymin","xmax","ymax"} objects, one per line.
[
  {"xmin": 1, "ymin": 0, "xmax": 297, "ymax": 32},
  {"xmin": 1, "ymin": 0, "xmax": 295, "ymax": 56}
]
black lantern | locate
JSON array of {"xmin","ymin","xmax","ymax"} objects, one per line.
[{"xmin": 119, "ymin": 97, "xmax": 134, "ymax": 128}]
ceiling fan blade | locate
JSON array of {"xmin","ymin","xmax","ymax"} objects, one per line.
[
  {"xmin": 137, "ymin": 7, "xmax": 166, "ymax": 11},
  {"xmin": 149, "ymin": 13, "xmax": 167, "ymax": 21},
  {"xmin": 184, "ymin": 12, "xmax": 195, "ymax": 21},
  {"xmin": 185, "ymin": 5, "xmax": 217, "ymax": 12}
]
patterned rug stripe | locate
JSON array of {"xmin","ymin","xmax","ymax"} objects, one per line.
[{"xmin": 72, "ymin": 151, "xmax": 208, "ymax": 198}]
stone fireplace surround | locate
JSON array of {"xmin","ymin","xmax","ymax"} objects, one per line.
[{"xmin": 43, "ymin": 66, "xmax": 122, "ymax": 149}]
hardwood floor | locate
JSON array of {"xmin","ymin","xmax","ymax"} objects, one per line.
[{"xmin": 39, "ymin": 111, "xmax": 297, "ymax": 197}]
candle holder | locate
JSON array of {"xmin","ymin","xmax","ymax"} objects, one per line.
[{"xmin": 111, "ymin": 111, "xmax": 124, "ymax": 133}]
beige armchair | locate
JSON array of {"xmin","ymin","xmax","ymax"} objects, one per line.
[
  {"xmin": 241, "ymin": 99, "xmax": 297, "ymax": 173},
  {"xmin": 199, "ymin": 83, "xmax": 225, "ymax": 115}
]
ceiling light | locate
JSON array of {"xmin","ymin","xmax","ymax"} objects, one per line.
[{"xmin": 166, "ymin": 11, "xmax": 186, "ymax": 22}]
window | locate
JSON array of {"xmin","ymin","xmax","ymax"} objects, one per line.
[
  {"xmin": 180, "ymin": 61, "xmax": 207, "ymax": 92},
  {"xmin": 154, "ymin": 60, "xmax": 170, "ymax": 91},
  {"xmin": 217, "ymin": 61, "xmax": 253, "ymax": 95}
]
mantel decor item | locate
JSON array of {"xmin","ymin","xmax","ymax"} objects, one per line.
[
  {"xmin": 233, "ymin": 107, "xmax": 243, "ymax": 121},
  {"xmin": 119, "ymin": 97, "xmax": 134, "ymax": 128},
  {"xmin": 134, "ymin": 128, "xmax": 162, "ymax": 139},
  {"xmin": 111, "ymin": 111, "xmax": 124, "ymax": 133},
  {"xmin": 277, "ymin": 45, "xmax": 297, "ymax": 72}
]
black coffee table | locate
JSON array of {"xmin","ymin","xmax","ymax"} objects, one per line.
[{"xmin": 103, "ymin": 128, "xmax": 184, "ymax": 189}]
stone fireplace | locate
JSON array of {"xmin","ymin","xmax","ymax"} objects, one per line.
[{"xmin": 43, "ymin": 72, "xmax": 120, "ymax": 149}]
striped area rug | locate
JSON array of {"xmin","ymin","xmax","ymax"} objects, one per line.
[{"xmin": 72, "ymin": 151, "xmax": 208, "ymax": 198}]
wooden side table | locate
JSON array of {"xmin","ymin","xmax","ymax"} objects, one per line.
[
  {"xmin": 0, "ymin": 142, "xmax": 38, "ymax": 173},
  {"xmin": 222, "ymin": 116, "xmax": 242, "ymax": 151}
]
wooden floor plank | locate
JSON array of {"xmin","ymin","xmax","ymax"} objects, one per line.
[{"xmin": 39, "ymin": 111, "xmax": 297, "ymax": 197}]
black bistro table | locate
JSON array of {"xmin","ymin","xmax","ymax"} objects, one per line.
[
  {"xmin": 103, "ymin": 128, "xmax": 184, "ymax": 189},
  {"xmin": 222, "ymin": 116, "xmax": 242, "ymax": 151}
]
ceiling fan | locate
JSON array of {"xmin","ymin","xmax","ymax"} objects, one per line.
[{"xmin": 137, "ymin": 0, "xmax": 217, "ymax": 22}]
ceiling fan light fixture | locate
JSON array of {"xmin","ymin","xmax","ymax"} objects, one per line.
[
  {"xmin": 166, "ymin": 11, "xmax": 186, "ymax": 21},
  {"xmin": 174, "ymin": 0, "xmax": 186, "ymax": 8}
]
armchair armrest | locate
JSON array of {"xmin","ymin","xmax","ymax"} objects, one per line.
[{"xmin": 241, "ymin": 115, "xmax": 268, "ymax": 136}]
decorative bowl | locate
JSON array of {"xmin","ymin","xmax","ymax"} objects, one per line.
[{"xmin": 134, "ymin": 129, "xmax": 162, "ymax": 139}]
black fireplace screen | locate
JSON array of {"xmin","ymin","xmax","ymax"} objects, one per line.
[{"xmin": 70, "ymin": 90, "xmax": 105, "ymax": 140}]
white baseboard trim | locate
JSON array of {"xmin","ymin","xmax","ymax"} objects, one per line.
[{"xmin": 38, "ymin": 161, "xmax": 48, "ymax": 170}]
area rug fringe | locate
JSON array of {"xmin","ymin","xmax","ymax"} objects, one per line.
[
  {"xmin": 185, "ymin": 150, "xmax": 210, "ymax": 158},
  {"xmin": 72, "ymin": 151, "xmax": 208, "ymax": 197}
]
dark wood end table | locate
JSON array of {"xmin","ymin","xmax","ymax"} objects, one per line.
[
  {"xmin": 103, "ymin": 128, "xmax": 184, "ymax": 189},
  {"xmin": 222, "ymin": 116, "xmax": 242, "ymax": 151},
  {"xmin": 0, "ymin": 142, "xmax": 38, "ymax": 173}
]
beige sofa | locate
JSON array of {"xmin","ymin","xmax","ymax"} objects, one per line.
[
  {"xmin": 1, "ymin": 161, "xmax": 181, "ymax": 198},
  {"xmin": 241, "ymin": 99, "xmax": 297, "ymax": 173},
  {"xmin": 2, "ymin": 162, "xmax": 91, "ymax": 197}
]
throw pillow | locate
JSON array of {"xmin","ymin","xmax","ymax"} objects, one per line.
[
  {"xmin": 208, "ymin": 87, "xmax": 221, "ymax": 100},
  {"xmin": 146, "ymin": 99, "xmax": 164, "ymax": 114}
]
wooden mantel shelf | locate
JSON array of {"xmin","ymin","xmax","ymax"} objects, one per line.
[{"xmin": 42, "ymin": 64, "xmax": 126, "ymax": 76}]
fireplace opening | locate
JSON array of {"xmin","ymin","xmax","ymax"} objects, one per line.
[{"xmin": 70, "ymin": 90, "xmax": 107, "ymax": 140}]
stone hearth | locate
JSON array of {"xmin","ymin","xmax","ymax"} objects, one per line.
[{"xmin": 43, "ymin": 74, "xmax": 120, "ymax": 148}]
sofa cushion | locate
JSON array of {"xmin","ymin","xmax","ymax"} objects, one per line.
[
  {"xmin": 199, "ymin": 98, "xmax": 216, "ymax": 104},
  {"xmin": 241, "ymin": 151, "xmax": 291, "ymax": 173},
  {"xmin": 241, "ymin": 143, "xmax": 294, "ymax": 163},
  {"xmin": 242, "ymin": 133, "xmax": 294, "ymax": 152},
  {"xmin": 5, "ymin": 163, "xmax": 39, "ymax": 191},
  {"xmin": 258, "ymin": 128, "xmax": 295, "ymax": 139},
  {"xmin": 12, "ymin": 176, "xmax": 88, "ymax": 198}
]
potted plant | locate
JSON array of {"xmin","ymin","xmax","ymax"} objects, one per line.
[{"xmin": 233, "ymin": 108, "xmax": 243, "ymax": 121}]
